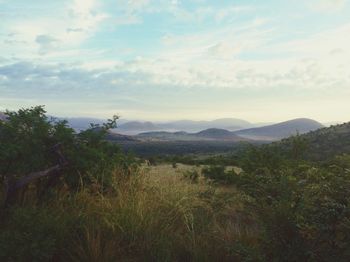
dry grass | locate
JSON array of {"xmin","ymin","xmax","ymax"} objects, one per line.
[
  {"xmin": 68, "ymin": 164, "xmax": 260, "ymax": 261},
  {"xmin": 0, "ymin": 164, "xmax": 261, "ymax": 261}
]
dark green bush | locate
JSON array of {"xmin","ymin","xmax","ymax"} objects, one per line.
[
  {"xmin": 0, "ymin": 207, "xmax": 73, "ymax": 261},
  {"xmin": 183, "ymin": 169, "xmax": 199, "ymax": 183},
  {"xmin": 202, "ymin": 165, "xmax": 236, "ymax": 184},
  {"xmin": 0, "ymin": 106, "xmax": 139, "ymax": 191}
]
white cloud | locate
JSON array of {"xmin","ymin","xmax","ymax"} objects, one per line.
[
  {"xmin": 1, "ymin": 0, "xmax": 108, "ymax": 58},
  {"xmin": 126, "ymin": 0, "xmax": 150, "ymax": 11},
  {"xmin": 309, "ymin": 0, "xmax": 347, "ymax": 12}
]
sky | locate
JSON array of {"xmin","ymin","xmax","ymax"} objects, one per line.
[{"xmin": 0, "ymin": 0, "xmax": 350, "ymax": 123}]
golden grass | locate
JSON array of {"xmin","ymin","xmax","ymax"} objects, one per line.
[
  {"xmin": 0, "ymin": 164, "xmax": 261, "ymax": 261},
  {"xmin": 70, "ymin": 164, "xmax": 260, "ymax": 261}
]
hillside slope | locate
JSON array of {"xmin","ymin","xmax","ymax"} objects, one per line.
[
  {"xmin": 135, "ymin": 128, "xmax": 248, "ymax": 141},
  {"xmin": 235, "ymin": 118, "xmax": 324, "ymax": 141},
  {"xmin": 64, "ymin": 117, "xmax": 106, "ymax": 131},
  {"xmin": 117, "ymin": 118, "xmax": 253, "ymax": 134},
  {"xmin": 278, "ymin": 122, "xmax": 350, "ymax": 160},
  {"xmin": 160, "ymin": 118, "xmax": 252, "ymax": 132},
  {"xmin": 195, "ymin": 128, "xmax": 244, "ymax": 140}
]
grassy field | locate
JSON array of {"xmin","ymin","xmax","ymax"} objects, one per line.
[{"xmin": 0, "ymin": 163, "xmax": 260, "ymax": 262}]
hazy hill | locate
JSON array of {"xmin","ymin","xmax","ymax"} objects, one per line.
[
  {"xmin": 0, "ymin": 112, "xmax": 7, "ymax": 121},
  {"xmin": 117, "ymin": 118, "xmax": 253, "ymax": 134},
  {"xmin": 118, "ymin": 121, "xmax": 160, "ymax": 135},
  {"xmin": 159, "ymin": 118, "xmax": 253, "ymax": 132},
  {"xmin": 234, "ymin": 118, "xmax": 324, "ymax": 141},
  {"xmin": 135, "ymin": 128, "xmax": 248, "ymax": 142},
  {"xmin": 195, "ymin": 128, "xmax": 244, "ymax": 140},
  {"xmin": 120, "ymin": 118, "xmax": 324, "ymax": 142},
  {"xmin": 63, "ymin": 117, "xmax": 106, "ymax": 131}
]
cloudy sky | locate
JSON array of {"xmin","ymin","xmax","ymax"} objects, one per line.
[{"xmin": 0, "ymin": 0, "xmax": 350, "ymax": 122}]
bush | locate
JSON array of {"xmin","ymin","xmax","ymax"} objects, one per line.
[
  {"xmin": 183, "ymin": 169, "xmax": 200, "ymax": 183},
  {"xmin": 0, "ymin": 207, "xmax": 73, "ymax": 261},
  {"xmin": 0, "ymin": 106, "xmax": 139, "ymax": 193},
  {"xmin": 202, "ymin": 165, "xmax": 236, "ymax": 184}
]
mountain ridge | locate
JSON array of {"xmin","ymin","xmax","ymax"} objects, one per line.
[
  {"xmin": 131, "ymin": 118, "xmax": 324, "ymax": 142},
  {"xmin": 117, "ymin": 118, "xmax": 254, "ymax": 134},
  {"xmin": 234, "ymin": 118, "xmax": 324, "ymax": 141}
]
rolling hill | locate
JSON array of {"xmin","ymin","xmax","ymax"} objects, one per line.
[
  {"xmin": 117, "ymin": 118, "xmax": 324, "ymax": 142},
  {"xmin": 277, "ymin": 121, "xmax": 350, "ymax": 161},
  {"xmin": 234, "ymin": 118, "xmax": 324, "ymax": 141},
  {"xmin": 117, "ymin": 118, "xmax": 254, "ymax": 134},
  {"xmin": 159, "ymin": 118, "xmax": 253, "ymax": 132},
  {"xmin": 134, "ymin": 128, "xmax": 248, "ymax": 142},
  {"xmin": 195, "ymin": 128, "xmax": 243, "ymax": 140},
  {"xmin": 63, "ymin": 117, "xmax": 106, "ymax": 131}
]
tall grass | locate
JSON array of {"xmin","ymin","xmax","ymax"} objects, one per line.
[{"xmin": 0, "ymin": 164, "xmax": 261, "ymax": 261}]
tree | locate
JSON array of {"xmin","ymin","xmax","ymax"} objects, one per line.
[{"xmin": 0, "ymin": 106, "xmax": 137, "ymax": 206}]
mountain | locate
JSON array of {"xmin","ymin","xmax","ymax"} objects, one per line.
[
  {"xmin": 234, "ymin": 118, "xmax": 324, "ymax": 141},
  {"xmin": 0, "ymin": 112, "xmax": 7, "ymax": 121},
  {"xmin": 62, "ymin": 117, "xmax": 106, "ymax": 131},
  {"xmin": 118, "ymin": 121, "xmax": 161, "ymax": 135},
  {"xmin": 159, "ymin": 118, "xmax": 253, "ymax": 132},
  {"xmin": 117, "ymin": 118, "xmax": 253, "ymax": 135},
  {"xmin": 135, "ymin": 128, "xmax": 249, "ymax": 142},
  {"xmin": 195, "ymin": 128, "xmax": 244, "ymax": 140}
]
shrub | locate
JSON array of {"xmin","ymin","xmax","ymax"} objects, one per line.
[
  {"xmin": 183, "ymin": 169, "xmax": 200, "ymax": 183},
  {"xmin": 202, "ymin": 165, "xmax": 236, "ymax": 184},
  {"xmin": 0, "ymin": 106, "xmax": 139, "ymax": 193},
  {"xmin": 0, "ymin": 207, "xmax": 73, "ymax": 261}
]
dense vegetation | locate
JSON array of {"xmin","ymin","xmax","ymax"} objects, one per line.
[
  {"xmin": 1, "ymin": 106, "xmax": 350, "ymax": 261},
  {"xmin": 278, "ymin": 122, "xmax": 350, "ymax": 161},
  {"xmin": 113, "ymin": 139, "xmax": 252, "ymax": 156}
]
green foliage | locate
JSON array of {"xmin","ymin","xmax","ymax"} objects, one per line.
[
  {"xmin": 230, "ymin": 158, "xmax": 350, "ymax": 261},
  {"xmin": 183, "ymin": 169, "xmax": 200, "ymax": 183},
  {"xmin": 0, "ymin": 106, "xmax": 138, "ymax": 191},
  {"xmin": 0, "ymin": 207, "xmax": 72, "ymax": 261},
  {"xmin": 0, "ymin": 106, "xmax": 69, "ymax": 180},
  {"xmin": 278, "ymin": 122, "xmax": 350, "ymax": 161},
  {"xmin": 236, "ymin": 144, "xmax": 286, "ymax": 173},
  {"xmin": 202, "ymin": 165, "xmax": 236, "ymax": 184}
]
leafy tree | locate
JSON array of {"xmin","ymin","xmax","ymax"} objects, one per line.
[{"xmin": 0, "ymin": 106, "xmax": 138, "ymax": 197}]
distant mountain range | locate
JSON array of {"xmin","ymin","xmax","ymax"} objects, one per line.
[
  {"xmin": 0, "ymin": 112, "xmax": 325, "ymax": 142},
  {"xmin": 48, "ymin": 116, "xmax": 324, "ymax": 140},
  {"xmin": 234, "ymin": 118, "xmax": 324, "ymax": 141},
  {"xmin": 117, "ymin": 118, "xmax": 255, "ymax": 135},
  {"xmin": 59, "ymin": 117, "xmax": 106, "ymax": 131},
  {"xmin": 134, "ymin": 128, "xmax": 248, "ymax": 142},
  {"xmin": 121, "ymin": 118, "xmax": 324, "ymax": 142}
]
